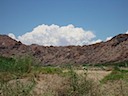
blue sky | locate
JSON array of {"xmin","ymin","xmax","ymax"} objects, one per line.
[{"xmin": 0, "ymin": 0, "xmax": 128, "ymax": 45}]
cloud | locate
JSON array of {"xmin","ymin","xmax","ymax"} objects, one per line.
[
  {"xmin": 126, "ymin": 30, "xmax": 128, "ymax": 34},
  {"xmin": 90, "ymin": 39, "xmax": 102, "ymax": 44},
  {"xmin": 106, "ymin": 36, "xmax": 112, "ymax": 41},
  {"xmin": 10, "ymin": 24, "xmax": 98, "ymax": 46},
  {"xmin": 8, "ymin": 33, "xmax": 18, "ymax": 41}
]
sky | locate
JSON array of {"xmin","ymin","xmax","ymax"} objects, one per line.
[{"xmin": 0, "ymin": 0, "xmax": 128, "ymax": 46}]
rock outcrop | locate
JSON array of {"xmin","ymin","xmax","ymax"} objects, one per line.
[{"xmin": 0, "ymin": 34, "xmax": 128, "ymax": 65}]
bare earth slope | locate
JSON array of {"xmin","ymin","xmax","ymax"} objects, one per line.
[{"xmin": 0, "ymin": 34, "xmax": 128, "ymax": 65}]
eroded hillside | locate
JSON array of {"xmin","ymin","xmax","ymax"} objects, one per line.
[{"xmin": 0, "ymin": 34, "xmax": 128, "ymax": 65}]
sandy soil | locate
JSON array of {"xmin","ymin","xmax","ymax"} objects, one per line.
[{"xmin": 75, "ymin": 70, "xmax": 111, "ymax": 81}]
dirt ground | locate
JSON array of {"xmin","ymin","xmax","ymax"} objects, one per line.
[{"xmin": 75, "ymin": 70, "xmax": 111, "ymax": 81}]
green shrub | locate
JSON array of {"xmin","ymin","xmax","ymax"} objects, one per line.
[
  {"xmin": 67, "ymin": 66, "xmax": 100, "ymax": 96},
  {"xmin": 13, "ymin": 56, "xmax": 32, "ymax": 74},
  {"xmin": 0, "ymin": 56, "xmax": 33, "ymax": 74},
  {"xmin": 101, "ymin": 69, "xmax": 128, "ymax": 83},
  {"xmin": 91, "ymin": 61, "xmax": 128, "ymax": 67},
  {"xmin": 0, "ymin": 56, "xmax": 15, "ymax": 72},
  {"xmin": 0, "ymin": 79, "xmax": 35, "ymax": 96}
]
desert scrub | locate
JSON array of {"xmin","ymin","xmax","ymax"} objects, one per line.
[
  {"xmin": 101, "ymin": 80, "xmax": 128, "ymax": 96},
  {"xmin": 0, "ymin": 56, "xmax": 15, "ymax": 72},
  {"xmin": 100, "ymin": 68, "xmax": 128, "ymax": 95},
  {"xmin": 101, "ymin": 68, "xmax": 128, "ymax": 83},
  {"xmin": 0, "ymin": 56, "xmax": 34, "ymax": 82},
  {"xmin": 93, "ymin": 61, "xmax": 128, "ymax": 67},
  {"xmin": 66, "ymin": 66, "xmax": 101, "ymax": 96},
  {"xmin": 0, "ymin": 78, "xmax": 36, "ymax": 96},
  {"xmin": 0, "ymin": 56, "xmax": 33, "ymax": 74},
  {"xmin": 0, "ymin": 56, "xmax": 36, "ymax": 96},
  {"xmin": 32, "ymin": 66, "xmax": 63, "ymax": 74}
]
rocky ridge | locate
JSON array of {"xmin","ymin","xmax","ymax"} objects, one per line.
[{"xmin": 0, "ymin": 34, "xmax": 128, "ymax": 65}]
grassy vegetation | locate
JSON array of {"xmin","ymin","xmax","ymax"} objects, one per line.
[
  {"xmin": 0, "ymin": 56, "xmax": 128, "ymax": 96},
  {"xmin": 65, "ymin": 66, "xmax": 101, "ymax": 96},
  {"xmin": 32, "ymin": 66, "xmax": 63, "ymax": 74},
  {"xmin": 101, "ymin": 67, "xmax": 128, "ymax": 83},
  {"xmin": 0, "ymin": 56, "xmax": 32, "ymax": 74},
  {"xmin": 0, "ymin": 56, "xmax": 36, "ymax": 96},
  {"xmin": 0, "ymin": 79, "xmax": 35, "ymax": 96},
  {"xmin": 90, "ymin": 61, "xmax": 128, "ymax": 67}
]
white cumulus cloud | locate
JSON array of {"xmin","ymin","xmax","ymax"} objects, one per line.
[
  {"xmin": 10, "ymin": 24, "xmax": 98, "ymax": 46},
  {"xmin": 7, "ymin": 25, "xmax": 128, "ymax": 46},
  {"xmin": 106, "ymin": 36, "xmax": 112, "ymax": 41},
  {"xmin": 90, "ymin": 39, "xmax": 102, "ymax": 44},
  {"xmin": 8, "ymin": 33, "xmax": 18, "ymax": 41},
  {"xmin": 126, "ymin": 30, "xmax": 128, "ymax": 34}
]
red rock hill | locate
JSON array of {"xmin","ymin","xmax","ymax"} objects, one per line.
[{"xmin": 0, "ymin": 34, "xmax": 128, "ymax": 65}]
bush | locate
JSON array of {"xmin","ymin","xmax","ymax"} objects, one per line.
[
  {"xmin": 67, "ymin": 66, "xmax": 101, "ymax": 96},
  {"xmin": 101, "ymin": 69, "xmax": 128, "ymax": 83},
  {"xmin": 0, "ymin": 79, "xmax": 35, "ymax": 96},
  {"xmin": 13, "ymin": 56, "xmax": 32, "ymax": 74},
  {"xmin": 0, "ymin": 56, "xmax": 15, "ymax": 72},
  {"xmin": 0, "ymin": 56, "xmax": 34, "ymax": 82},
  {"xmin": 0, "ymin": 56, "xmax": 33, "ymax": 74}
]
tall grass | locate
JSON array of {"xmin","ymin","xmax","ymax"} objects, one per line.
[
  {"xmin": 0, "ymin": 79, "xmax": 35, "ymax": 96},
  {"xmin": 101, "ymin": 67, "xmax": 128, "ymax": 83},
  {"xmin": 32, "ymin": 66, "xmax": 62, "ymax": 74},
  {"xmin": 62, "ymin": 66, "xmax": 101, "ymax": 96},
  {"xmin": 0, "ymin": 56, "xmax": 15, "ymax": 72},
  {"xmin": 0, "ymin": 56, "xmax": 33, "ymax": 74},
  {"xmin": 0, "ymin": 56, "xmax": 128, "ymax": 96},
  {"xmin": 0, "ymin": 56, "xmax": 34, "ymax": 83},
  {"xmin": 0, "ymin": 56, "xmax": 36, "ymax": 96}
]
